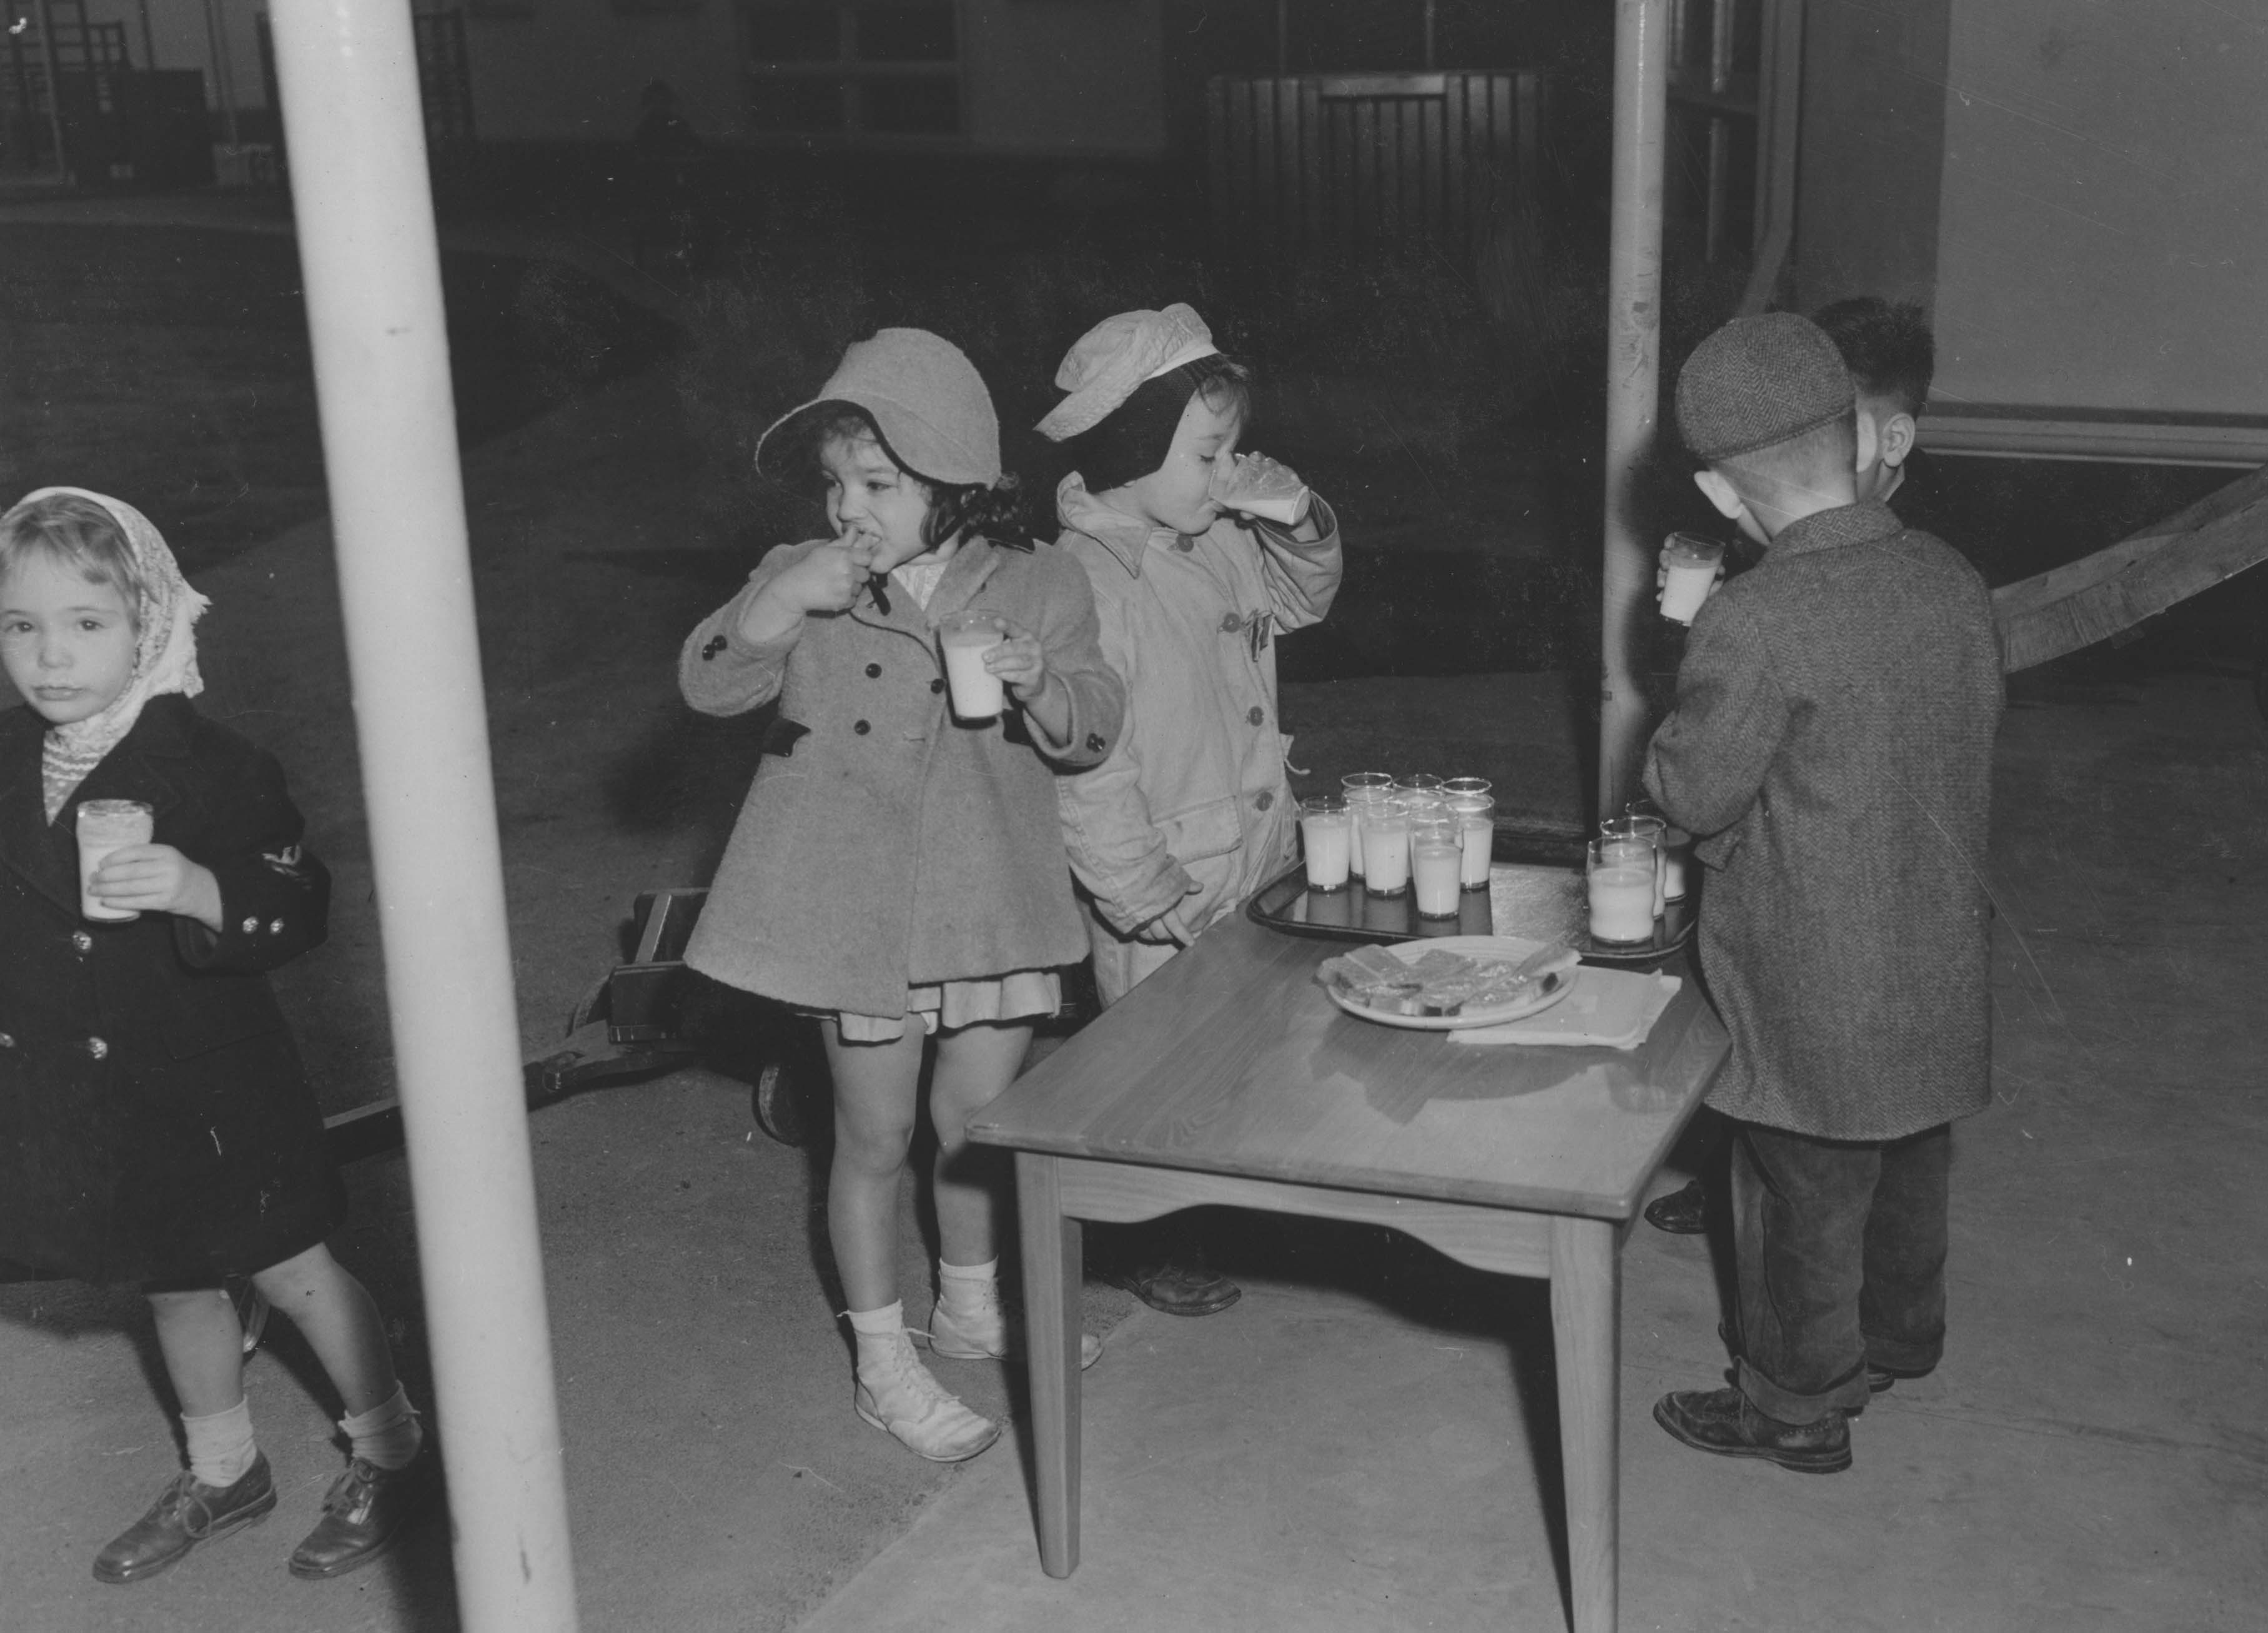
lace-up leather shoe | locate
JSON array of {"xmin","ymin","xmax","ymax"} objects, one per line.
[
  {"xmin": 1653, "ymin": 1387, "xmax": 1851, "ymax": 1474},
  {"xmin": 1106, "ymin": 1261, "xmax": 1241, "ymax": 1316},
  {"xmin": 1643, "ymin": 1178, "xmax": 1708, "ymax": 1234},
  {"xmin": 287, "ymin": 1445, "xmax": 443, "ymax": 1579},
  {"xmin": 928, "ymin": 1281, "xmax": 1104, "ymax": 1369},
  {"xmin": 93, "ymin": 1454, "xmax": 277, "ymax": 1584}
]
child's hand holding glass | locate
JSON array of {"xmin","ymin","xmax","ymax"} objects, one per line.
[
  {"xmin": 1210, "ymin": 451, "xmax": 1312, "ymax": 529},
  {"xmin": 984, "ymin": 616, "xmax": 1073, "ymax": 742},
  {"xmin": 89, "ymin": 844, "xmax": 224, "ymax": 932}
]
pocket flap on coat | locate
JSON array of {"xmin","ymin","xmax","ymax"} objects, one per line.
[{"xmin": 1157, "ymin": 795, "xmax": 1245, "ymax": 863}]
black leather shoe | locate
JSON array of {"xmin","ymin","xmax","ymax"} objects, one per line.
[
  {"xmin": 1653, "ymin": 1387, "xmax": 1851, "ymax": 1474},
  {"xmin": 1867, "ymin": 1359, "xmax": 1933, "ymax": 1396},
  {"xmin": 1643, "ymin": 1178, "xmax": 1708, "ymax": 1235},
  {"xmin": 93, "ymin": 1454, "xmax": 277, "ymax": 1584},
  {"xmin": 1107, "ymin": 1261, "xmax": 1242, "ymax": 1316},
  {"xmin": 287, "ymin": 1446, "xmax": 443, "ymax": 1580}
]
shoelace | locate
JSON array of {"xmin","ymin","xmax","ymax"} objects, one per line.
[{"xmin": 865, "ymin": 1333, "xmax": 959, "ymax": 1417}]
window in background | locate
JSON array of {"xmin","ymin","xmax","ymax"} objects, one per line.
[{"xmin": 743, "ymin": 1, "xmax": 960, "ymax": 141}]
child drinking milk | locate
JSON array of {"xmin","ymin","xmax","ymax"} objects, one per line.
[
  {"xmin": 0, "ymin": 490, "xmax": 436, "ymax": 1583},
  {"xmin": 678, "ymin": 330, "xmax": 1123, "ymax": 1462},
  {"xmin": 1040, "ymin": 303, "xmax": 1342, "ymax": 1316}
]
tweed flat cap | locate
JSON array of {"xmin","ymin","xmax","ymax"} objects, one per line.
[
  {"xmin": 1676, "ymin": 312, "xmax": 1855, "ymax": 462},
  {"xmin": 755, "ymin": 328, "xmax": 1001, "ymax": 487},
  {"xmin": 1036, "ymin": 303, "xmax": 1221, "ymax": 442}
]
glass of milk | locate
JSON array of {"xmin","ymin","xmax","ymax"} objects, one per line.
[
  {"xmin": 1357, "ymin": 797, "xmax": 1412, "ymax": 896},
  {"xmin": 1340, "ymin": 773, "xmax": 1395, "ymax": 880},
  {"xmin": 1603, "ymin": 813, "xmax": 1668, "ymax": 917},
  {"xmin": 1661, "ymin": 825, "xmax": 1694, "ymax": 902},
  {"xmin": 1299, "ymin": 795, "xmax": 1352, "ymax": 892},
  {"xmin": 1587, "ymin": 836, "xmax": 1657, "ymax": 945},
  {"xmin": 1410, "ymin": 816, "xmax": 1463, "ymax": 919},
  {"xmin": 77, "ymin": 799, "xmax": 154, "ymax": 921},
  {"xmin": 1446, "ymin": 793, "xmax": 1495, "ymax": 889},
  {"xmin": 1659, "ymin": 532, "xmax": 1726, "ymax": 625},
  {"xmin": 937, "ymin": 612, "xmax": 1008, "ymax": 722}
]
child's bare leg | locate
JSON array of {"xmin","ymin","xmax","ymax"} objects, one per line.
[
  {"xmin": 821, "ymin": 1019, "xmax": 928, "ymax": 1313},
  {"xmin": 251, "ymin": 1243, "xmax": 397, "ymax": 1415},
  {"xmin": 147, "ymin": 1288, "xmax": 247, "ymax": 1417},
  {"xmin": 929, "ymin": 1021, "xmax": 1031, "ymax": 1269}
]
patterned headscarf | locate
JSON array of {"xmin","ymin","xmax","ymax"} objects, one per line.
[{"xmin": 11, "ymin": 487, "xmax": 211, "ymax": 821}]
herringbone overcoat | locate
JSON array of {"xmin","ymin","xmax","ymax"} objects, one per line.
[{"xmin": 1643, "ymin": 502, "xmax": 2003, "ymax": 1140}]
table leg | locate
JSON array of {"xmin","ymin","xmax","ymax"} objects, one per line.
[
  {"xmin": 1551, "ymin": 1214, "xmax": 1620, "ymax": 1633},
  {"xmin": 1016, "ymin": 1151, "xmax": 1082, "ymax": 1577}
]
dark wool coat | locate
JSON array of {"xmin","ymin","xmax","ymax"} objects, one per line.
[
  {"xmin": 0, "ymin": 695, "xmax": 341, "ymax": 1286},
  {"xmin": 678, "ymin": 537, "xmax": 1123, "ymax": 1020},
  {"xmin": 1643, "ymin": 502, "xmax": 2003, "ymax": 1141}
]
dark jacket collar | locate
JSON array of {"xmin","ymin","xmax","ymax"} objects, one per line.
[
  {"xmin": 1766, "ymin": 500, "xmax": 1904, "ymax": 559},
  {"xmin": 0, "ymin": 695, "xmax": 198, "ymax": 913}
]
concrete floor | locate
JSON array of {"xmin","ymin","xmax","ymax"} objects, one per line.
[
  {"xmin": 0, "ymin": 204, "xmax": 2261, "ymax": 1628},
  {"xmin": 800, "ymin": 667, "xmax": 2268, "ymax": 1633}
]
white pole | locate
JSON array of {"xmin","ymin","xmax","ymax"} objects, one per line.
[
  {"xmin": 263, "ymin": 4, "xmax": 580, "ymax": 1629},
  {"xmin": 1599, "ymin": 0, "xmax": 1670, "ymax": 816}
]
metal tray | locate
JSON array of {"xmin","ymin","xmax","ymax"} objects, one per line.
[{"xmin": 1245, "ymin": 829, "xmax": 1694, "ymax": 964}]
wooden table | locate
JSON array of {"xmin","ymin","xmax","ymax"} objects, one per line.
[{"xmin": 966, "ymin": 917, "xmax": 1728, "ymax": 1633}]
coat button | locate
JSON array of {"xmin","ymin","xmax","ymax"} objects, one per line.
[
  {"xmin": 702, "ymin": 635, "xmax": 726, "ymax": 660},
  {"xmin": 71, "ymin": 930, "xmax": 93, "ymax": 953},
  {"xmin": 0, "ymin": 1033, "xmax": 14, "ymax": 1050},
  {"xmin": 854, "ymin": 720, "xmax": 871, "ymax": 735},
  {"xmin": 86, "ymin": 1037, "xmax": 109, "ymax": 1060},
  {"xmin": 1247, "ymin": 705, "xmax": 1265, "ymax": 725},
  {"xmin": 270, "ymin": 919, "xmax": 285, "ymax": 936},
  {"xmin": 930, "ymin": 678, "xmax": 945, "ymax": 695},
  {"xmin": 1175, "ymin": 536, "xmax": 1195, "ymax": 552},
  {"xmin": 1255, "ymin": 792, "xmax": 1274, "ymax": 812},
  {"xmin": 1086, "ymin": 733, "xmax": 1106, "ymax": 753},
  {"xmin": 866, "ymin": 663, "xmax": 882, "ymax": 678},
  {"xmin": 242, "ymin": 916, "xmax": 260, "ymax": 935},
  {"xmin": 1221, "ymin": 612, "xmax": 1242, "ymax": 632}
]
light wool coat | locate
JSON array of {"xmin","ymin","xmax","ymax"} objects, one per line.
[
  {"xmin": 677, "ymin": 536, "xmax": 1122, "ymax": 1021},
  {"xmin": 1643, "ymin": 502, "xmax": 2003, "ymax": 1141},
  {"xmin": 1053, "ymin": 475, "xmax": 1342, "ymax": 945}
]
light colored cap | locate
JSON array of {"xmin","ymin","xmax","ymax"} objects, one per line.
[
  {"xmin": 1036, "ymin": 302, "xmax": 1220, "ymax": 442},
  {"xmin": 755, "ymin": 328, "xmax": 1001, "ymax": 487}
]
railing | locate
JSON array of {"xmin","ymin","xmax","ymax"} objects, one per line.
[{"xmin": 1207, "ymin": 71, "xmax": 1549, "ymax": 257}]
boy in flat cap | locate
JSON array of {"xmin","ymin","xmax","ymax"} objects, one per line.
[{"xmin": 1645, "ymin": 312, "xmax": 2002, "ymax": 1472}]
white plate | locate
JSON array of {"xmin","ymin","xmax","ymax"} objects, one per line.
[{"xmin": 1323, "ymin": 935, "xmax": 1580, "ymax": 1031}]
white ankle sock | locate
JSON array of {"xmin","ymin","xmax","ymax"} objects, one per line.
[
  {"xmin": 848, "ymin": 1301, "xmax": 906, "ymax": 1370},
  {"xmin": 182, "ymin": 1397, "xmax": 259, "ymax": 1488},
  {"xmin": 340, "ymin": 1384, "xmax": 424, "ymax": 1472},
  {"xmin": 936, "ymin": 1259, "xmax": 999, "ymax": 1314}
]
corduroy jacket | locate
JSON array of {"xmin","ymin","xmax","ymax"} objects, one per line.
[
  {"xmin": 1644, "ymin": 501, "xmax": 2003, "ymax": 1140},
  {"xmin": 677, "ymin": 535, "xmax": 1122, "ymax": 1020}
]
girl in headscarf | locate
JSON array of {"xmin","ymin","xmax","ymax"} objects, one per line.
[{"xmin": 0, "ymin": 489, "xmax": 437, "ymax": 1584}]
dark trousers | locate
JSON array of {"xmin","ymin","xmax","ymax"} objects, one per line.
[{"xmin": 1730, "ymin": 1119, "xmax": 1951, "ymax": 1424}]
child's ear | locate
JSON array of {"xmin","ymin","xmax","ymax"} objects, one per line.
[
  {"xmin": 1879, "ymin": 412, "xmax": 1918, "ymax": 470},
  {"xmin": 1693, "ymin": 468, "xmax": 1747, "ymax": 523}
]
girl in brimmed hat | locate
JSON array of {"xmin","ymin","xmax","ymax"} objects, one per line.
[
  {"xmin": 678, "ymin": 329, "xmax": 1124, "ymax": 1462},
  {"xmin": 0, "ymin": 489, "xmax": 435, "ymax": 1584},
  {"xmin": 1040, "ymin": 304, "xmax": 1344, "ymax": 1316}
]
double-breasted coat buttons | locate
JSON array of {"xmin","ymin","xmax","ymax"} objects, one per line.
[
  {"xmin": 866, "ymin": 663, "xmax": 883, "ymax": 678},
  {"xmin": 702, "ymin": 635, "xmax": 726, "ymax": 660},
  {"xmin": 1255, "ymin": 792, "xmax": 1274, "ymax": 812},
  {"xmin": 70, "ymin": 931, "xmax": 92, "ymax": 953},
  {"xmin": 86, "ymin": 1038, "xmax": 109, "ymax": 1060},
  {"xmin": 241, "ymin": 916, "xmax": 259, "ymax": 935},
  {"xmin": 853, "ymin": 720, "xmax": 871, "ymax": 735},
  {"xmin": 1247, "ymin": 706, "xmax": 1265, "ymax": 725}
]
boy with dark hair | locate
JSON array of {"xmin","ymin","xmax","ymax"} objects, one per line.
[
  {"xmin": 1644, "ymin": 313, "xmax": 2002, "ymax": 1473},
  {"xmin": 1810, "ymin": 295, "xmax": 1933, "ymax": 504}
]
